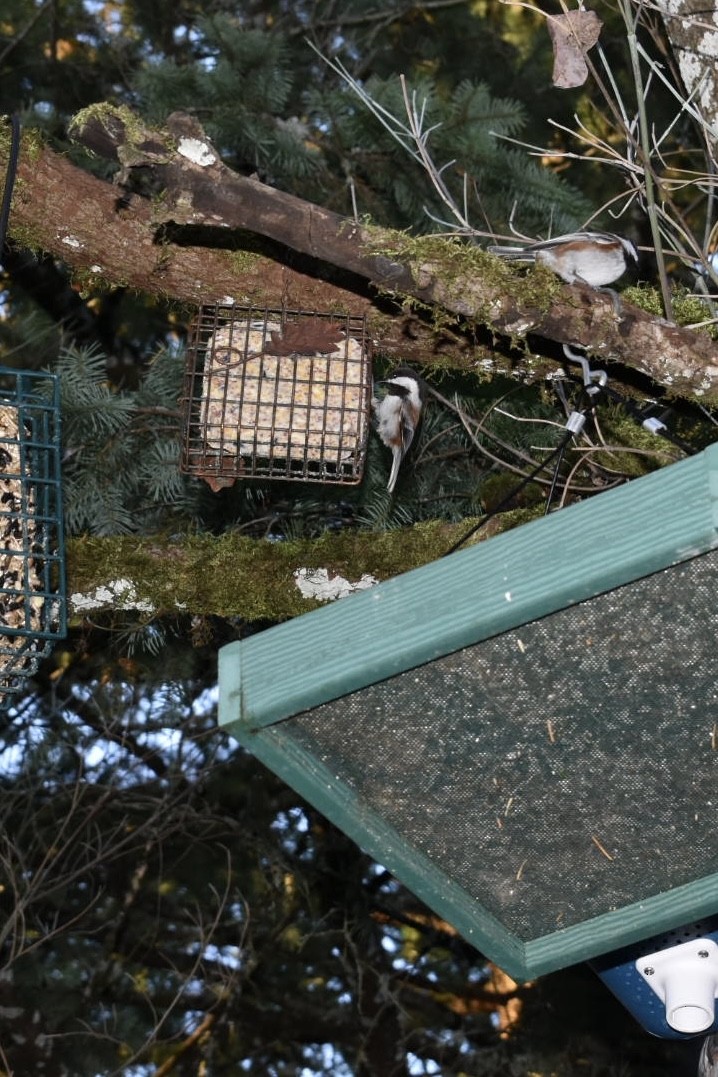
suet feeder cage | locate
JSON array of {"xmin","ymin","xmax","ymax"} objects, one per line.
[
  {"xmin": 180, "ymin": 305, "xmax": 371, "ymax": 489},
  {"xmin": 219, "ymin": 442, "xmax": 718, "ymax": 996},
  {"xmin": 0, "ymin": 369, "xmax": 66, "ymax": 708}
]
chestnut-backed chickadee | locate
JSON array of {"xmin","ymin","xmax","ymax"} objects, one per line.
[
  {"xmin": 488, "ymin": 230, "xmax": 638, "ymax": 287},
  {"xmin": 373, "ymin": 367, "xmax": 425, "ymax": 494}
]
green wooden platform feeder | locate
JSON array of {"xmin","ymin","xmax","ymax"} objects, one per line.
[{"xmin": 218, "ymin": 442, "xmax": 718, "ymax": 987}]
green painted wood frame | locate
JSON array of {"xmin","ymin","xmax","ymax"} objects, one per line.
[{"xmin": 219, "ymin": 442, "xmax": 718, "ymax": 979}]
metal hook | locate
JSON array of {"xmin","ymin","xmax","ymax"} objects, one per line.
[{"xmin": 562, "ymin": 344, "xmax": 607, "ymax": 396}]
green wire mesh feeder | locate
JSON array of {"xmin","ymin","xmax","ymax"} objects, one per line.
[{"xmin": 0, "ymin": 368, "xmax": 66, "ymax": 708}]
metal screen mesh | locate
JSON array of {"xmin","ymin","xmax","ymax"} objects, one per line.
[
  {"xmin": 0, "ymin": 369, "xmax": 66, "ymax": 706},
  {"xmin": 180, "ymin": 305, "xmax": 371, "ymax": 487},
  {"xmin": 289, "ymin": 549, "xmax": 718, "ymax": 941}
]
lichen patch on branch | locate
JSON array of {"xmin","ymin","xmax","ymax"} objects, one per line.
[{"xmin": 293, "ymin": 567, "xmax": 379, "ymax": 602}]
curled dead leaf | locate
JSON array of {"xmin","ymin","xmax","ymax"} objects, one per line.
[{"xmin": 547, "ymin": 9, "xmax": 602, "ymax": 89}]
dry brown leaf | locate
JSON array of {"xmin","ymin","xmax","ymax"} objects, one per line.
[
  {"xmin": 547, "ymin": 9, "xmax": 602, "ymax": 89},
  {"xmin": 264, "ymin": 320, "xmax": 345, "ymax": 356}
]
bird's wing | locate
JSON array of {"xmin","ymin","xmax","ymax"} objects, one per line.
[{"xmin": 400, "ymin": 408, "xmax": 417, "ymax": 455}]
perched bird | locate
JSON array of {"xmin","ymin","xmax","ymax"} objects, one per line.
[
  {"xmin": 373, "ymin": 367, "xmax": 425, "ymax": 494},
  {"xmin": 487, "ymin": 230, "xmax": 638, "ymax": 287}
]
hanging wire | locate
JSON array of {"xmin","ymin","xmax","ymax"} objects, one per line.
[
  {"xmin": 442, "ymin": 337, "xmax": 694, "ymax": 557},
  {"xmin": 0, "ymin": 114, "xmax": 21, "ymax": 256},
  {"xmin": 543, "ymin": 437, "xmax": 570, "ymax": 515},
  {"xmin": 442, "ymin": 422, "xmax": 577, "ymax": 557}
]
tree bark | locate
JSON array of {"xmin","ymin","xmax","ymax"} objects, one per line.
[
  {"xmin": 66, "ymin": 523, "xmax": 470, "ymax": 622},
  {"xmin": 3, "ymin": 119, "xmax": 474, "ymax": 369},
  {"xmin": 657, "ymin": 1, "xmax": 718, "ymax": 135},
  {"xmin": 6, "ymin": 109, "xmax": 718, "ymax": 398}
]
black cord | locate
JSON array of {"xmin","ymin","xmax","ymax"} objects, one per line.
[
  {"xmin": 0, "ymin": 114, "xmax": 21, "ymax": 256},
  {"xmin": 442, "ymin": 428, "xmax": 575, "ymax": 557},
  {"xmin": 599, "ymin": 382, "xmax": 696, "ymax": 455},
  {"xmin": 443, "ymin": 377, "xmax": 595, "ymax": 556},
  {"xmin": 543, "ymin": 437, "xmax": 569, "ymax": 515},
  {"xmin": 442, "ymin": 336, "xmax": 699, "ymax": 558}
]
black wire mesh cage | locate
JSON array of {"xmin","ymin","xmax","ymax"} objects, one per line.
[
  {"xmin": 0, "ymin": 368, "xmax": 66, "ymax": 708},
  {"xmin": 180, "ymin": 304, "xmax": 372, "ymax": 487}
]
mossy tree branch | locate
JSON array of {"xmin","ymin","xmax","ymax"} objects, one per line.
[
  {"xmin": 64, "ymin": 104, "xmax": 718, "ymax": 400},
  {"xmin": 66, "ymin": 523, "xmax": 494, "ymax": 622},
  {"xmin": 5, "ymin": 109, "xmax": 718, "ymax": 396},
  {"xmin": 8, "ymin": 108, "xmax": 718, "ymax": 618}
]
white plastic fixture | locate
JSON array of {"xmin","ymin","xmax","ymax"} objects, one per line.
[{"xmin": 636, "ymin": 937, "xmax": 718, "ymax": 1034}]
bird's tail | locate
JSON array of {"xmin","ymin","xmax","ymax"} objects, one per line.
[
  {"xmin": 387, "ymin": 449, "xmax": 402, "ymax": 494},
  {"xmin": 487, "ymin": 244, "xmax": 535, "ymax": 262}
]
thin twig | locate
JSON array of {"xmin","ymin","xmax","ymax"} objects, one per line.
[{"xmin": 620, "ymin": 0, "xmax": 672, "ymax": 317}]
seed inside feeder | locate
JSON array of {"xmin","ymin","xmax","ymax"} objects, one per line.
[{"xmin": 201, "ymin": 316, "xmax": 368, "ymax": 470}]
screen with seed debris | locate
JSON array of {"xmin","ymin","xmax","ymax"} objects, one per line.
[{"xmin": 287, "ymin": 549, "xmax": 718, "ymax": 939}]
